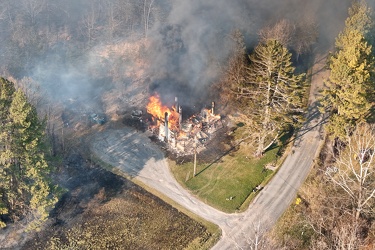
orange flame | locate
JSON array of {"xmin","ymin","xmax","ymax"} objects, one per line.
[
  {"xmin": 178, "ymin": 131, "xmax": 188, "ymax": 138},
  {"xmin": 146, "ymin": 94, "xmax": 180, "ymax": 130}
]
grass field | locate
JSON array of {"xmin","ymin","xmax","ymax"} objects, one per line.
[
  {"xmin": 90, "ymin": 153, "xmax": 221, "ymax": 250},
  {"xmin": 170, "ymin": 143, "xmax": 281, "ymax": 213}
]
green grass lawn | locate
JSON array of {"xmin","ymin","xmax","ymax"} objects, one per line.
[{"xmin": 170, "ymin": 145, "xmax": 280, "ymax": 213}]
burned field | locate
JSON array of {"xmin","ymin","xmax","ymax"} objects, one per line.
[
  {"xmin": 23, "ymin": 152, "xmax": 210, "ymax": 249},
  {"xmin": 12, "ymin": 84, "xmax": 226, "ymax": 249}
]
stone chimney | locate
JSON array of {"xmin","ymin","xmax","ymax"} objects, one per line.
[
  {"xmin": 179, "ymin": 106, "xmax": 182, "ymax": 129},
  {"xmin": 175, "ymin": 97, "xmax": 179, "ymax": 111},
  {"xmin": 164, "ymin": 112, "xmax": 169, "ymax": 142}
]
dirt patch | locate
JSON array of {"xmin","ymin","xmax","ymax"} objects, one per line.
[{"xmin": 22, "ymin": 152, "xmax": 210, "ymax": 249}]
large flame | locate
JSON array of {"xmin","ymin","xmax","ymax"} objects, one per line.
[{"xmin": 146, "ymin": 94, "xmax": 179, "ymax": 130}]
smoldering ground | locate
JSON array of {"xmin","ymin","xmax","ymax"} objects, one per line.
[{"xmin": 0, "ymin": 0, "xmax": 354, "ymax": 111}]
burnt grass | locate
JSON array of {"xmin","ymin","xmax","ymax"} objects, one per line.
[{"xmin": 23, "ymin": 152, "xmax": 210, "ymax": 249}]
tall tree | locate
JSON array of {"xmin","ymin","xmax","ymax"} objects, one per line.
[
  {"xmin": 143, "ymin": 0, "xmax": 155, "ymax": 38},
  {"xmin": 258, "ymin": 19, "xmax": 295, "ymax": 48},
  {"xmin": 80, "ymin": 2, "xmax": 100, "ymax": 47},
  {"xmin": 258, "ymin": 18, "xmax": 318, "ymax": 61},
  {"xmin": 293, "ymin": 18, "xmax": 318, "ymax": 61},
  {"xmin": 240, "ymin": 40, "xmax": 306, "ymax": 157},
  {"xmin": 325, "ymin": 123, "xmax": 375, "ymax": 221},
  {"xmin": 0, "ymin": 78, "xmax": 57, "ymax": 230},
  {"xmin": 216, "ymin": 30, "xmax": 247, "ymax": 107},
  {"xmin": 0, "ymin": 78, "xmax": 15, "ymax": 228},
  {"xmin": 321, "ymin": 1, "xmax": 375, "ymax": 139}
]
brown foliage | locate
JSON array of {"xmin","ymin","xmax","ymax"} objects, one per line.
[
  {"xmin": 272, "ymin": 131, "xmax": 374, "ymax": 249},
  {"xmin": 217, "ymin": 30, "xmax": 247, "ymax": 102},
  {"xmin": 259, "ymin": 19, "xmax": 295, "ymax": 47},
  {"xmin": 259, "ymin": 18, "xmax": 318, "ymax": 59}
]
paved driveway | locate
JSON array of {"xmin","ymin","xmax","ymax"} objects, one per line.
[{"xmin": 90, "ymin": 53, "xmax": 328, "ymax": 249}]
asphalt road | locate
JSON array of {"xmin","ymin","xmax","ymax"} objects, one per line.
[{"xmin": 90, "ymin": 54, "xmax": 328, "ymax": 249}]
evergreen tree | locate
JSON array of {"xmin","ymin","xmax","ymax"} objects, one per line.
[
  {"xmin": 321, "ymin": 1, "xmax": 375, "ymax": 139},
  {"xmin": 0, "ymin": 78, "xmax": 15, "ymax": 228},
  {"xmin": 241, "ymin": 40, "xmax": 306, "ymax": 157},
  {"xmin": 0, "ymin": 78, "xmax": 57, "ymax": 230}
]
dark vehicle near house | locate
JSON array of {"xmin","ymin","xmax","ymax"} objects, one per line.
[{"xmin": 131, "ymin": 110, "xmax": 143, "ymax": 120}]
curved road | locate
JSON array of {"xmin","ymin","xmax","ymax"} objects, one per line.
[{"xmin": 90, "ymin": 54, "xmax": 327, "ymax": 249}]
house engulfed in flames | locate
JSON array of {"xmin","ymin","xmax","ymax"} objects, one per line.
[{"xmin": 146, "ymin": 94, "xmax": 223, "ymax": 155}]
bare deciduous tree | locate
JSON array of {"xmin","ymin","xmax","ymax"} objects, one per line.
[
  {"xmin": 246, "ymin": 221, "xmax": 265, "ymax": 250},
  {"xmin": 13, "ymin": 77, "xmax": 44, "ymax": 108},
  {"xmin": 80, "ymin": 2, "xmax": 101, "ymax": 46},
  {"xmin": 216, "ymin": 30, "xmax": 247, "ymax": 107},
  {"xmin": 143, "ymin": 0, "xmax": 155, "ymax": 38},
  {"xmin": 293, "ymin": 17, "xmax": 318, "ymax": 61},
  {"xmin": 21, "ymin": 0, "xmax": 47, "ymax": 26},
  {"xmin": 326, "ymin": 123, "xmax": 375, "ymax": 221},
  {"xmin": 332, "ymin": 221, "xmax": 361, "ymax": 250},
  {"xmin": 104, "ymin": 0, "xmax": 123, "ymax": 41},
  {"xmin": 258, "ymin": 19, "xmax": 295, "ymax": 48},
  {"xmin": 259, "ymin": 18, "xmax": 318, "ymax": 61},
  {"xmin": 231, "ymin": 219, "xmax": 286, "ymax": 250}
]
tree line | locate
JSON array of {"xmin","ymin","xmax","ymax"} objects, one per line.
[
  {"xmin": 217, "ymin": 23, "xmax": 313, "ymax": 157},
  {"xmin": 217, "ymin": 1, "xmax": 374, "ymax": 248},
  {"xmin": 264, "ymin": 1, "xmax": 375, "ymax": 249},
  {"xmin": 312, "ymin": 1, "xmax": 375, "ymax": 247},
  {"xmin": 0, "ymin": 0, "xmax": 163, "ymax": 76},
  {"xmin": 0, "ymin": 78, "xmax": 57, "ymax": 230}
]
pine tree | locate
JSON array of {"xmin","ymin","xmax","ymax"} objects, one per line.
[
  {"xmin": 0, "ymin": 78, "xmax": 57, "ymax": 230},
  {"xmin": 321, "ymin": 1, "xmax": 375, "ymax": 139},
  {"xmin": 0, "ymin": 78, "xmax": 15, "ymax": 228},
  {"xmin": 242, "ymin": 40, "xmax": 306, "ymax": 157}
]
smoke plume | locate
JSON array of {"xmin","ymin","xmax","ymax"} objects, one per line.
[
  {"xmin": 144, "ymin": 0, "xmax": 353, "ymax": 107},
  {"xmin": 0, "ymin": 0, "xmax": 355, "ymax": 112}
]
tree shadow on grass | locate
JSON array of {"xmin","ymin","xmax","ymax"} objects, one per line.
[{"xmin": 194, "ymin": 144, "xmax": 240, "ymax": 177}]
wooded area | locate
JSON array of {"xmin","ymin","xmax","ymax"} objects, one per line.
[
  {"xmin": 321, "ymin": 1, "xmax": 375, "ymax": 139},
  {"xmin": 271, "ymin": 2, "xmax": 375, "ymax": 249},
  {"xmin": 0, "ymin": 78, "xmax": 57, "ymax": 230},
  {"xmin": 217, "ymin": 29, "xmax": 310, "ymax": 157},
  {"xmin": 0, "ymin": 0, "xmax": 373, "ymax": 249}
]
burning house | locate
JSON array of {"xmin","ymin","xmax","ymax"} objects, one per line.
[{"xmin": 145, "ymin": 94, "xmax": 223, "ymax": 155}]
